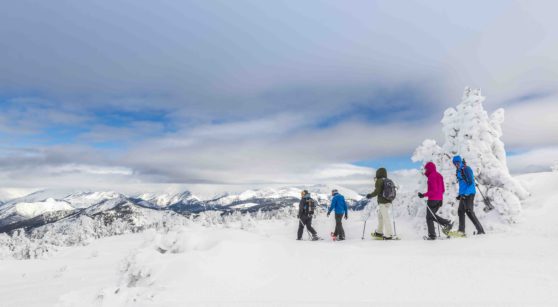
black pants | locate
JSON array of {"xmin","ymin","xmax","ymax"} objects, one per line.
[
  {"xmin": 426, "ymin": 200, "xmax": 451, "ymax": 238},
  {"xmin": 458, "ymin": 194, "xmax": 485, "ymax": 234},
  {"xmin": 334, "ymin": 214, "xmax": 345, "ymax": 239},
  {"xmin": 297, "ymin": 215, "xmax": 317, "ymax": 239}
]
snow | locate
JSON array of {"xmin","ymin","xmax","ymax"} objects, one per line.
[
  {"xmin": 1, "ymin": 172, "xmax": 557, "ymax": 306},
  {"xmin": 63, "ymin": 191, "xmax": 123, "ymax": 209},
  {"xmin": 228, "ymin": 202, "xmax": 261, "ymax": 209},
  {"xmin": 210, "ymin": 185, "xmax": 364, "ymax": 207},
  {"xmin": 0, "ymin": 87, "xmax": 555, "ymax": 305},
  {"xmin": 136, "ymin": 191, "xmax": 200, "ymax": 207},
  {"xmin": 14, "ymin": 198, "xmax": 74, "ymax": 219},
  {"xmin": 4, "ymin": 189, "xmax": 78, "ymax": 205}
]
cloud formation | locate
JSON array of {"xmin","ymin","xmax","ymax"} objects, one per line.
[{"xmin": 0, "ymin": 1, "xmax": 557, "ymax": 197}]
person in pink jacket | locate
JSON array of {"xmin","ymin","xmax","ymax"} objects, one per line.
[{"xmin": 418, "ymin": 162, "xmax": 453, "ymax": 240}]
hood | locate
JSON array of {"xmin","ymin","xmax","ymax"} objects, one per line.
[
  {"xmin": 303, "ymin": 193, "xmax": 311, "ymax": 199},
  {"xmin": 424, "ymin": 162, "xmax": 437, "ymax": 176},
  {"xmin": 375, "ymin": 168, "xmax": 387, "ymax": 179},
  {"xmin": 452, "ymin": 155, "xmax": 463, "ymax": 166}
]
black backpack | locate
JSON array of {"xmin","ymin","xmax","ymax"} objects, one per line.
[
  {"xmin": 381, "ymin": 178, "xmax": 397, "ymax": 202},
  {"xmin": 304, "ymin": 198, "xmax": 317, "ymax": 215}
]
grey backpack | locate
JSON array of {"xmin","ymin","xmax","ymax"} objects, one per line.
[{"xmin": 381, "ymin": 178, "xmax": 397, "ymax": 202}]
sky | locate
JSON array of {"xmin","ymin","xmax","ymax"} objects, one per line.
[{"xmin": 0, "ymin": 1, "xmax": 557, "ymax": 199}]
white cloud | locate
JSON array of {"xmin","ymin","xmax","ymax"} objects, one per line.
[
  {"xmin": 502, "ymin": 95, "xmax": 558, "ymax": 148},
  {"xmin": 0, "ymin": 1, "xmax": 556, "ymax": 195},
  {"xmin": 507, "ymin": 147, "xmax": 558, "ymax": 174}
]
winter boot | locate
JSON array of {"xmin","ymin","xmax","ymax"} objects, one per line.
[
  {"xmin": 311, "ymin": 235, "xmax": 320, "ymax": 241},
  {"xmin": 423, "ymin": 236, "xmax": 436, "ymax": 240},
  {"xmin": 372, "ymin": 231, "xmax": 383, "ymax": 238}
]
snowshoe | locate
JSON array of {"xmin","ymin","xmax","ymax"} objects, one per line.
[
  {"xmin": 311, "ymin": 236, "xmax": 322, "ymax": 241},
  {"xmin": 423, "ymin": 236, "xmax": 436, "ymax": 240},
  {"xmin": 371, "ymin": 231, "xmax": 383, "ymax": 238},
  {"xmin": 447, "ymin": 231, "xmax": 466, "ymax": 238},
  {"xmin": 330, "ymin": 232, "xmax": 337, "ymax": 241},
  {"xmin": 442, "ymin": 222, "xmax": 454, "ymax": 235},
  {"xmin": 383, "ymin": 236, "xmax": 400, "ymax": 241}
]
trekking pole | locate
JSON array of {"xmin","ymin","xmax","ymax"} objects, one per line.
[
  {"xmin": 391, "ymin": 205, "xmax": 397, "ymax": 237},
  {"xmin": 475, "ymin": 183, "xmax": 494, "ymax": 212},
  {"xmin": 361, "ymin": 202, "xmax": 373, "ymax": 240},
  {"xmin": 298, "ymin": 218, "xmax": 313, "ymax": 240},
  {"xmin": 425, "ymin": 204, "xmax": 441, "ymax": 238}
]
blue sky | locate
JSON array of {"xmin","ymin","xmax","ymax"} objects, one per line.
[{"xmin": 0, "ymin": 1, "xmax": 557, "ymax": 196}]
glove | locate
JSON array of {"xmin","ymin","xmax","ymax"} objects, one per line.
[
  {"xmin": 366, "ymin": 193, "xmax": 373, "ymax": 199},
  {"xmin": 297, "ymin": 215, "xmax": 300, "ymax": 219},
  {"xmin": 308, "ymin": 214, "xmax": 313, "ymax": 219},
  {"xmin": 456, "ymin": 195, "xmax": 462, "ymax": 200},
  {"xmin": 418, "ymin": 192, "xmax": 424, "ymax": 199},
  {"xmin": 327, "ymin": 212, "xmax": 330, "ymax": 217},
  {"xmin": 344, "ymin": 214, "xmax": 348, "ymax": 220}
]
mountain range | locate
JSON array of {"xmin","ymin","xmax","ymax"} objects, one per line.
[{"xmin": 0, "ymin": 185, "xmax": 367, "ymax": 234}]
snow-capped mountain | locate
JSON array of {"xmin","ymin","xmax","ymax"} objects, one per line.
[
  {"xmin": 207, "ymin": 184, "xmax": 365, "ymax": 211},
  {"xmin": 15, "ymin": 198, "xmax": 74, "ymax": 219},
  {"xmin": 0, "ymin": 185, "xmax": 367, "ymax": 235},
  {"xmin": 135, "ymin": 191, "xmax": 200, "ymax": 208},
  {"xmin": 63, "ymin": 191, "xmax": 124, "ymax": 209}
]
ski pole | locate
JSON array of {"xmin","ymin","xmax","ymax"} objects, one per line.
[{"xmin": 425, "ymin": 204, "xmax": 441, "ymax": 238}]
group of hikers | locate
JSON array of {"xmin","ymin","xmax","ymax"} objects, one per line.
[{"xmin": 297, "ymin": 155, "xmax": 485, "ymax": 241}]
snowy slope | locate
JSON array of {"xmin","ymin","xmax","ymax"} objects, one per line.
[
  {"xmin": 14, "ymin": 198, "xmax": 74, "ymax": 219},
  {"xmin": 1, "ymin": 172, "xmax": 557, "ymax": 306},
  {"xmin": 63, "ymin": 191, "xmax": 124, "ymax": 209},
  {"xmin": 136, "ymin": 191, "xmax": 201, "ymax": 208}
]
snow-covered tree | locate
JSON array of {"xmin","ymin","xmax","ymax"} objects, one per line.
[{"xmin": 412, "ymin": 87, "xmax": 529, "ymax": 224}]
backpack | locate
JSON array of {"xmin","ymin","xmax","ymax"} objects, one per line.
[
  {"xmin": 304, "ymin": 198, "xmax": 316, "ymax": 215},
  {"xmin": 381, "ymin": 178, "xmax": 397, "ymax": 202}
]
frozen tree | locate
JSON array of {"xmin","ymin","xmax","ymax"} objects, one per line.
[{"xmin": 413, "ymin": 87, "xmax": 529, "ymax": 224}]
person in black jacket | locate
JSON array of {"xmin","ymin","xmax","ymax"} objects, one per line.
[{"xmin": 297, "ymin": 190, "xmax": 320, "ymax": 241}]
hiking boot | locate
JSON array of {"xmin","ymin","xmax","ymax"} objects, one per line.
[
  {"xmin": 372, "ymin": 231, "xmax": 383, "ymax": 238},
  {"xmin": 442, "ymin": 222, "xmax": 453, "ymax": 235},
  {"xmin": 424, "ymin": 236, "xmax": 436, "ymax": 240},
  {"xmin": 311, "ymin": 235, "xmax": 320, "ymax": 241}
]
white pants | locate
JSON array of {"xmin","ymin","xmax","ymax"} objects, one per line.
[{"xmin": 377, "ymin": 203, "xmax": 393, "ymax": 237}]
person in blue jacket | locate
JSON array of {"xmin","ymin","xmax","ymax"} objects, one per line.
[
  {"xmin": 453, "ymin": 155, "xmax": 485, "ymax": 235},
  {"xmin": 327, "ymin": 189, "xmax": 348, "ymax": 240}
]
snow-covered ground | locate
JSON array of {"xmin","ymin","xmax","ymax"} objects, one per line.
[{"xmin": 0, "ymin": 172, "xmax": 557, "ymax": 306}]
